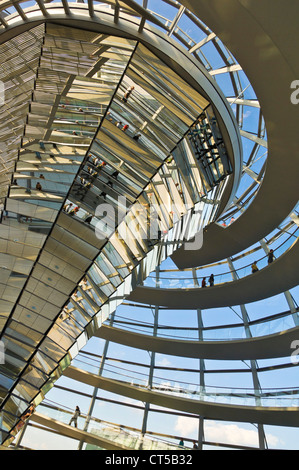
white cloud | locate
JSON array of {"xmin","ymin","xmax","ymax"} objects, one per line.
[
  {"xmin": 205, "ymin": 422, "xmax": 258, "ymax": 447},
  {"xmin": 155, "ymin": 357, "xmax": 172, "ymax": 367},
  {"xmin": 175, "ymin": 416, "xmax": 198, "ymax": 436},
  {"xmin": 205, "ymin": 422, "xmax": 281, "ymax": 448},
  {"xmin": 174, "ymin": 417, "xmax": 281, "ymax": 448}
]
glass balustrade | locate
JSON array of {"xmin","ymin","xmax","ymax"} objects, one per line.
[
  {"xmin": 34, "ymin": 403, "xmax": 188, "ymax": 450},
  {"xmin": 144, "ymin": 224, "xmax": 299, "ymax": 289},
  {"xmin": 106, "ymin": 309, "xmax": 298, "ymax": 341},
  {"xmin": 59, "ymin": 357, "xmax": 299, "ymax": 408}
]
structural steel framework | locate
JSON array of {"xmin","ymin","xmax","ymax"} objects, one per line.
[{"xmin": 0, "ymin": 0, "xmax": 298, "ymax": 451}]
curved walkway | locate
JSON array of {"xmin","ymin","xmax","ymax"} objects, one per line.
[
  {"xmin": 30, "ymin": 404, "xmax": 186, "ymax": 451},
  {"xmin": 95, "ymin": 324, "xmax": 299, "ymax": 361},
  {"xmin": 30, "ymin": 412, "xmax": 130, "ymax": 450},
  {"xmin": 172, "ymin": 0, "xmax": 299, "ymax": 269},
  {"xmin": 64, "ymin": 366, "xmax": 299, "ymax": 427},
  {"xmin": 129, "ymin": 238, "xmax": 299, "ymax": 309}
]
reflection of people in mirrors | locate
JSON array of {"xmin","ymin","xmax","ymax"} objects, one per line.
[
  {"xmin": 85, "ymin": 215, "xmax": 93, "ymax": 224},
  {"xmin": 63, "ymin": 202, "xmax": 73, "ymax": 213},
  {"xmin": 69, "ymin": 206, "xmax": 80, "ymax": 216},
  {"xmin": 106, "ymin": 111, "xmax": 113, "ymax": 121},
  {"xmin": 1, "ymin": 206, "xmax": 8, "ymax": 220},
  {"xmin": 92, "ymin": 156, "xmax": 99, "ymax": 166},
  {"xmin": 122, "ymin": 85, "xmax": 134, "ymax": 103},
  {"xmin": 23, "ymin": 404, "xmax": 35, "ymax": 421}
]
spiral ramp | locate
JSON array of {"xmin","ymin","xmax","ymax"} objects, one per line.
[{"xmin": 0, "ymin": 0, "xmax": 298, "ymax": 451}]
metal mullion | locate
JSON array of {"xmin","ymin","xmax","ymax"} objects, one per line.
[
  {"xmin": 227, "ymin": 257, "xmax": 266, "ymax": 449},
  {"xmin": 61, "ymin": 0, "xmax": 71, "ymax": 16},
  {"xmin": 12, "ymin": 1, "xmax": 26, "ymax": 21},
  {"xmin": 114, "ymin": 0, "xmax": 120, "ymax": 24},
  {"xmin": 167, "ymin": 5, "xmax": 185, "ymax": 37},
  {"xmin": 35, "ymin": 0, "xmax": 48, "ymax": 17},
  {"xmin": 77, "ymin": 311, "xmax": 116, "ymax": 449},
  {"xmin": 140, "ymin": 267, "xmax": 159, "ymax": 443},
  {"xmin": 76, "ymin": 285, "xmax": 100, "ymax": 313},
  {"xmin": 192, "ymin": 268, "xmax": 205, "ymax": 449},
  {"xmin": 87, "ymin": 0, "xmax": 94, "ymax": 17},
  {"xmin": 84, "ymin": 271, "xmax": 109, "ymax": 305}
]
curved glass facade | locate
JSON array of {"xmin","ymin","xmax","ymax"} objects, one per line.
[{"xmin": 0, "ymin": 0, "xmax": 298, "ymax": 451}]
